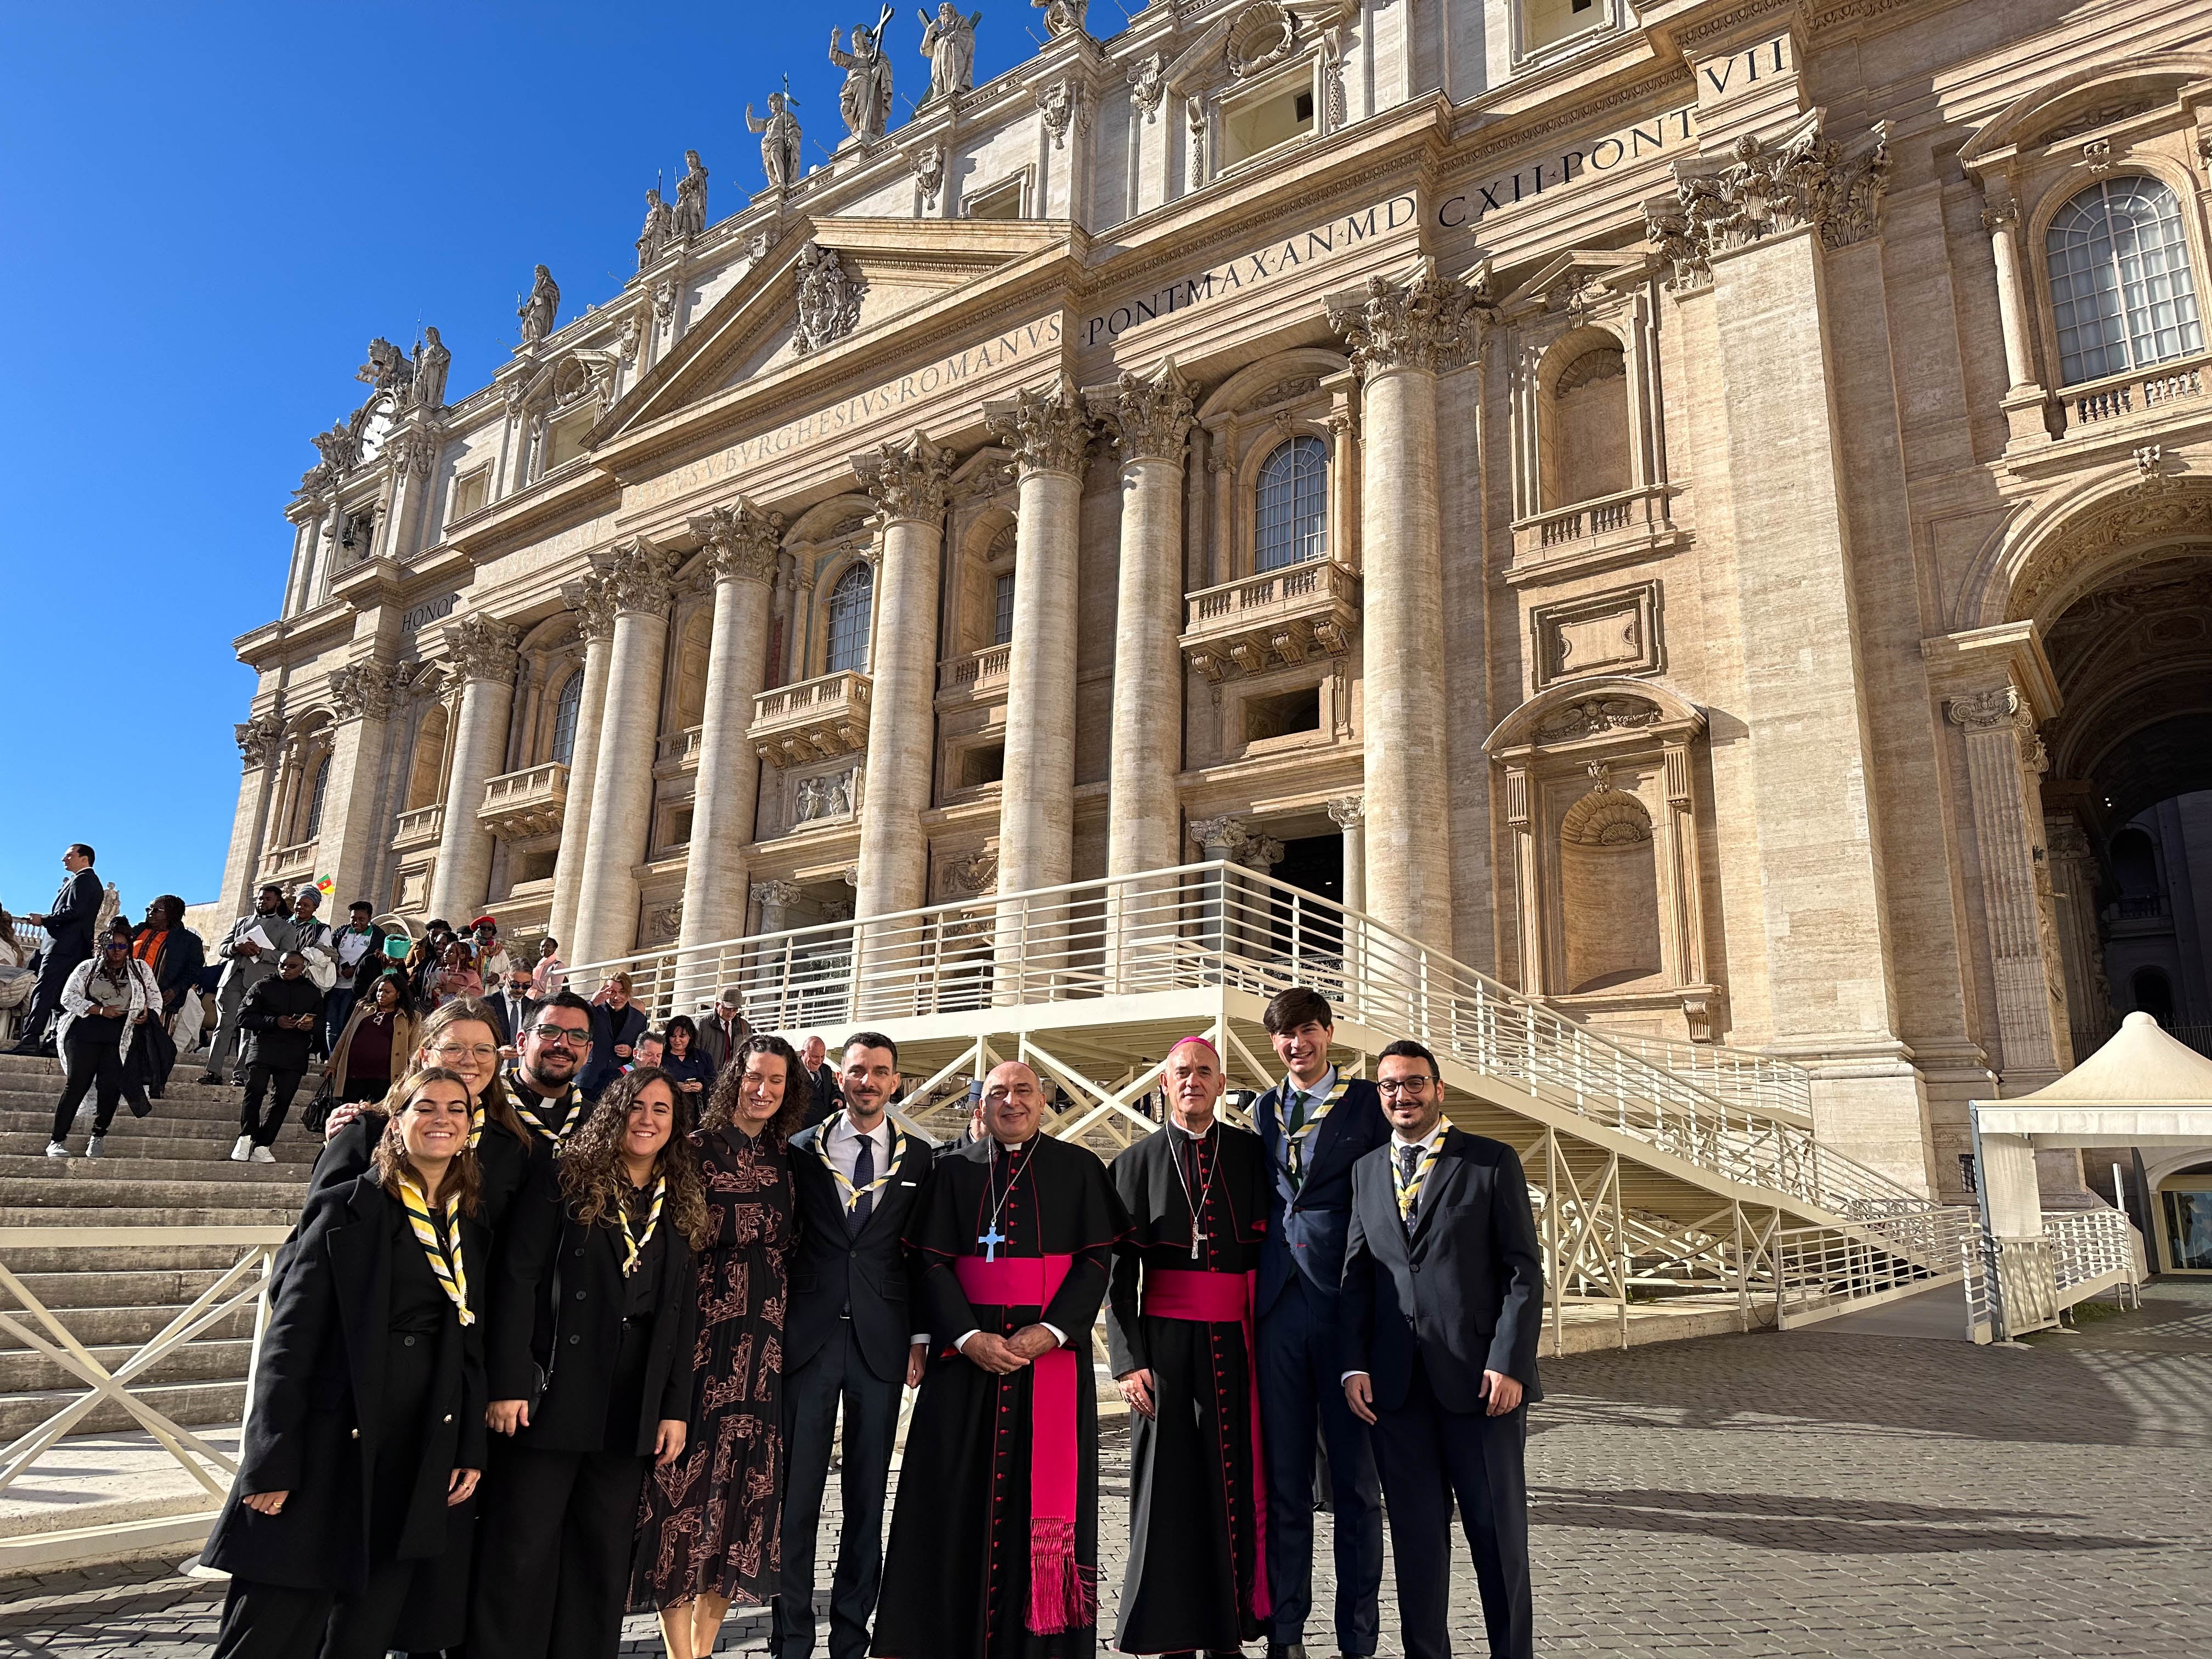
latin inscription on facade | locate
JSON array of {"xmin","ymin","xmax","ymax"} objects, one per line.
[
  {"xmin": 1436, "ymin": 106, "xmax": 1699, "ymax": 230},
  {"xmin": 402, "ymin": 592, "xmax": 460, "ymax": 634}
]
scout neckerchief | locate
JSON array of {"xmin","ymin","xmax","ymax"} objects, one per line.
[
  {"xmin": 1279, "ymin": 1074, "xmax": 1352, "ymax": 1187},
  {"xmin": 509, "ymin": 1077, "xmax": 585, "ymax": 1150},
  {"xmin": 617, "ymin": 1176, "xmax": 667, "ymax": 1277},
  {"xmin": 819, "ymin": 1119, "xmax": 907, "ymax": 1215},
  {"xmin": 1392, "ymin": 1132, "xmax": 1446, "ymax": 1227},
  {"xmin": 398, "ymin": 1174, "xmax": 475, "ymax": 1325}
]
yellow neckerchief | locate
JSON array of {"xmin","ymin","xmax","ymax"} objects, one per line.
[
  {"xmin": 818, "ymin": 1118, "xmax": 907, "ymax": 1214},
  {"xmin": 509, "ymin": 1075, "xmax": 585, "ymax": 1150},
  {"xmin": 1279, "ymin": 1074, "xmax": 1352, "ymax": 1181},
  {"xmin": 1391, "ymin": 1131, "xmax": 1447, "ymax": 1226},
  {"xmin": 616, "ymin": 1176, "xmax": 667, "ymax": 1277},
  {"xmin": 398, "ymin": 1175, "xmax": 474, "ymax": 1325}
]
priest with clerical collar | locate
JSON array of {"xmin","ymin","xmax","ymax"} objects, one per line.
[
  {"xmin": 1105, "ymin": 1036, "xmax": 1272, "ymax": 1659},
  {"xmin": 873, "ymin": 1060, "xmax": 1128, "ymax": 1659},
  {"xmin": 505, "ymin": 990, "xmax": 595, "ymax": 1146}
]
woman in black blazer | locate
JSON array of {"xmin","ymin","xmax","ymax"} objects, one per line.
[
  {"xmin": 203, "ymin": 1066, "xmax": 488, "ymax": 1658},
  {"xmin": 471, "ymin": 1065, "xmax": 710, "ymax": 1659}
]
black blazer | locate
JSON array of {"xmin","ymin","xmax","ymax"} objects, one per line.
[
  {"xmin": 1252, "ymin": 1073, "xmax": 1392, "ymax": 1314},
  {"xmin": 580, "ymin": 1001, "xmax": 647, "ymax": 1096},
  {"xmin": 1339, "ymin": 1128, "xmax": 1545, "ymax": 1417},
  {"xmin": 485, "ymin": 990, "xmax": 539, "ymax": 1049},
  {"xmin": 204, "ymin": 1173, "xmax": 488, "ymax": 1592},
  {"xmin": 486, "ymin": 1159, "xmax": 698, "ymax": 1455},
  {"xmin": 785, "ymin": 1116, "xmax": 934, "ymax": 1383},
  {"xmin": 38, "ymin": 868, "xmax": 101, "ymax": 962}
]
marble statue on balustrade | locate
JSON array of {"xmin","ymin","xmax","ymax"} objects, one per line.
[
  {"xmin": 637, "ymin": 187, "xmax": 675, "ymax": 268},
  {"xmin": 830, "ymin": 7, "xmax": 897, "ymax": 143},
  {"xmin": 673, "ymin": 149, "xmax": 709, "ymax": 239},
  {"xmin": 1033, "ymin": 0, "xmax": 1084, "ymax": 38},
  {"xmin": 410, "ymin": 326, "xmax": 449, "ymax": 410},
  {"xmin": 919, "ymin": 4, "xmax": 980, "ymax": 102},
  {"xmin": 518, "ymin": 264, "xmax": 560, "ymax": 347},
  {"xmin": 356, "ymin": 337, "xmax": 414, "ymax": 395},
  {"xmin": 749, "ymin": 89, "xmax": 804, "ymax": 193}
]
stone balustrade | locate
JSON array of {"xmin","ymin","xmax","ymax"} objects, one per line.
[
  {"xmin": 1510, "ymin": 484, "xmax": 1675, "ymax": 569},
  {"xmin": 2061, "ymin": 352, "xmax": 2209, "ymax": 433},
  {"xmin": 654, "ymin": 725, "xmax": 706, "ymax": 771},
  {"xmin": 391, "ymin": 804, "xmax": 444, "ymax": 850},
  {"xmin": 1180, "ymin": 557, "xmax": 1359, "ymax": 682},
  {"xmin": 258, "ymin": 839, "xmax": 318, "ymax": 883},
  {"xmin": 935, "ymin": 643, "xmax": 1013, "ymax": 706},
  {"xmin": 477, "ymin": 761, "xmax": 569, "ymax": 838},
  {"xmin": 751, "ymin": 669, "xmax": 873, "ymax": 768}
]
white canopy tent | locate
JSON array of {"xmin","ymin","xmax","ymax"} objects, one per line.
[{"xmin": 1969, "ymin": 1012, "xmax": 2212, "ymax": 1337}]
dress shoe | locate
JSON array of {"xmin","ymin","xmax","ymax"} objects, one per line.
[
  {"xmin": 1268, "ymin": 1644, "xmax": 1307, "ymax": 1659},
  {"xmin": 196, "ymin": 1071, "xmax": 223, "ymax": 1087}
]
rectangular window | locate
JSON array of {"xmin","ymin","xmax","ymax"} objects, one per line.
[
  {"xmin": 449, "ymin": 467, "xmax": 490, "ymax": 524},
  {"xmin": 1221, "ymin": 76, "xmax": 1315, "ymax": 168},
  {"xmin": 960, "ymin": 744, "xmax": 1006, "ymax": 789},
  {"xmin": 1957, "ymin": 1153, "xmax": 1978, "ymax": 1194},
  {"xmin": 1244, "ymin": 686, "xmax": 1322, "ymax": 743},
  {"xmin": 544, "ymin": 405, "xmax": 598, "ymax": 473},
  {"xmin": 964, "ymin": 176, "xmax": 1024, "ymax": 221},
  {"xmin": 994, "ymin": 572, "xmax": 1016, "ymax": 645}
]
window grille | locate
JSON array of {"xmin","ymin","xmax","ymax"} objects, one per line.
[{"xmin": 550, "ymin": 670, "xmax": 583, "ymax": 765}]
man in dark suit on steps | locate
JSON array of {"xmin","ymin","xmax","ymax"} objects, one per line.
[
  {"xmin": 1341, "ymin": 1039, "xmax": 1544, "ymax": 1659},
  {"xmin": 1251, "ymin": 986, "xmax": 1390, "ymax": 1659},
  {"xmin": 12, "ymin": 844, "xmax": 103, "ymax": 1056},
  {"xmin": 774, "ymin": 1030, "xmax": 934, "ymax": 1659}
]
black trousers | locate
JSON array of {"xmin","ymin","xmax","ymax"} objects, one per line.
[
  {"xmin": 20, "ymin": 946, "xmax": 86, "ymax": 1046},
  {"xmin": 52, "ymin": 1022, "xmax": 138, "ymax": 1141},
  {"xmin": 774, "ymin": 1321, "xmax": 904, "ymax": 1659},
  {"xmin": 470, "ymin": 1436, "xmax": 651, "ymax": 1659},
  {"xmin": 1256, "ymin": 1275, "xmax": 1383, "ymax": 1654},
  {"xmin": 240, "ymin": 1063, "xmax": 306, "ymax": 1144},
  {"xmin": 212, "ymin": 1559, "xmax": 435, "ymax": 1659},
  {"xmin": 1368, "ymin": 1357, "xmax": 1532, "ymax": 1659}
]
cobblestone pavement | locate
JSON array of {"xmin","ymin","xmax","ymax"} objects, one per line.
[{"xmin": 4, "ymin": 1281, "xmax": 2206, "ymax": 1657}]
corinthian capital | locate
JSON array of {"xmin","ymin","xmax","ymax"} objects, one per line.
[
  {"xmin": 690, "ymin": 497, "xmax": 786, "ymax": 586},
  {"xmin": 328, "ymin": 657, "xmax": 404, "ymax": 721},
  {"xmin": 445, "ymin": 611, "xmax": 520, "ymax": 684},
  {"xmin": 984, "ymin": 375, "xmax": 1093, "ymax": 478},
  {"xmin": 850, "ymin": 430, "xmax": 953, "ymax": 523},
  {"xmin": 1188, "ymin": 815, "xmax": 1253, "ymax": 854},
  {"xmin": 235, "ymin": 712, "xmax": 285, "ymax": 769},
  {"xmin": 1085, "ymin": 357, "xmax": 1195, "ymax": 466},
  {"xmin": 1946, "ymin": 685, "xmax": 2027, "ymax": 733},
  {"xmin": 1325, "ymin": 260, "xmax": 1474, "ymax": 380},
  {"xmin": 562, "ymin": 569, "xmax": 620, "ymax": 642},
  {"xmin": 1326, "ymin": 794, "xmax": 1366, "ymax": 829},
  {"xmin": 599, "ymin": 535, "xmax": 681, "ymax": 615}
]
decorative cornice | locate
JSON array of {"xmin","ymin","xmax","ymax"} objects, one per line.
[
  {"xmin": 983, "ymin": 375, "xmax": 1094, "ymax": 478},
  {"xmin": 851, "ymin": 430, "xmax": 955, "ymax": 523},
  {"xmin": 1085, "ymin": 358, "xmax": 1195, "ymax": 465},
  {"xmin": 689, "ymin": 498, "xmax": 786, "ymax": 586},
  {"xmin": 327, "ymin": 657, "xmax": 405, "ymax": 722},
  {"xmin": 1324, "ymin": 260, "xmax": 1475, "ymax": 380},
  {"xmin": 444, "ymin": 611, "xmax": 520, "ymax": 684},
  {"xmin": 599, "ymin": 535, "xmax": 681, "ymax": 616}
]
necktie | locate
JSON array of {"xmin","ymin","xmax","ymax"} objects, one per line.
[
  {"xmin": 1283, "ymin": 1088, "xmax": 1310, "ymax": 1185},
  {"xmin": 850, "ymin": 1132, "xmax": 874, "ymax": 1233},
  {"xmin": 1397, "ymin": 1143, "xmax": 1420, "ymax": 1227}
]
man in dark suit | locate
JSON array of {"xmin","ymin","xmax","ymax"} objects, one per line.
[
  {"xmin": 11, "ymin": 843, "xmax": 103, "ymax": 1055},
  {"xmin": 799, "ymin": 1032, "xmax": 842, "ymax": 1128},
  {"xmin": 1251, "ymin": 986, "xmax": 1390, "ymax": 1659},
  {"xmin": 1341, "ymin": 1039, "xmax": 1543, "ymax": 1659},
  {"xmin": 487, "ymin": 964, "xmax": 539, "ymax": 1051},
  {"xmin": 696, "ymin": 989, "xmax": 751, "ymax": 1075},
  {"xmin": 775, "ymin": 1030, "xmax": 933, "ymax": 1659}
]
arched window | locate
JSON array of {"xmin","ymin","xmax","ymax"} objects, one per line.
[
  {"xmin": 2046, "ymin": 176, "xmax": 2204, "ymax": 385},
  {"xmin": 302, "ymin": 755, "xmax": 330, "ymax": 842},
  {"xmin": 550, "ymin": 670, "xmax": 583, "ymax": 765},
  {"xmin": 1254, "ymin": 436, "xmax": 1328, "ymax": 572},
  {"xmin": 826, "ymin": 562, "xmax": 874, "ymax": 674}
]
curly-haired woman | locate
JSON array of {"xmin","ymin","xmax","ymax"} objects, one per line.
[
  {"xmin": 631, "ymin": 1033, "xmax": 804, "ymax": 1659},
  {"xmin": 471, "ymin": 1067, "xmax": 713, "ymax": 1659}
]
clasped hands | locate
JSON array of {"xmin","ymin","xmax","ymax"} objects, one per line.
[{"xmin": 963, "ymin": 1324, "xmax": 1057, "ymax": 1374}]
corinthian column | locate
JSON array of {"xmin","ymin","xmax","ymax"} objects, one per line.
[
  {"xmin": 318, "ymin": 658, "xmax": 407, "ymax": 911},
  {"xmin": 218, "ymin": 714, "xmax": 287, "ymax": 921},
  {"xmin": 547, "ymin": 572, "xmax": 618, "ymax": 954},
  {"xmin": 426, "ymin": 612, "xmax": 519, "ymax": 923},
  {"xmin": 985, "ymin": 376, "xmax": 1092, "ymax": 897},
  {"xmin": 1326, "ymin": 261, "xmax": 1471, "ymax": 947},
  {"xmin": 678, "ymin": 500, "xmax": 784, "ymax": 961},
  {"xmin": 849, "ymin": 433, "xmax": 952, "ymax": 921},
  {"xmin": 571, "ymin": 538, "xmax": 680, "ymax": 968}
]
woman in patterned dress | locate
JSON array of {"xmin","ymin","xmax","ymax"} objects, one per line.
[{"xmin": 633, "ymin": 1032, "xmax": 804, "ymax": 1659}]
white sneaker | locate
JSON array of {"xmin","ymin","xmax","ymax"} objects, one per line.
[
  {"xmin": 249, "ymin": 1146, "xmax": 276, "ymax": 1165},
  {"xmin": 43, "ymin": 1141, "xmax": 68, "ymax": 1159},
  {"xmin": 86, "ymin": 1134, "xmax": 105, "ymax": 1159},
  {"xmin": 229, "ymin": 1135, "xmax": 253, "ymax": 1162}
]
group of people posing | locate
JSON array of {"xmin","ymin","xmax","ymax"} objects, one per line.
[{"xmin": 205, "ymin": 980, "xmax": 1545, "ymax": 1659}]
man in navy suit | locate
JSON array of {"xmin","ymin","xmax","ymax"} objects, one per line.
[
  {"xmin": 1341, "ymin": 1040, "xmax": 1543, "ymax": 1659},
  {"xmin": 1251, "ymin": 987, "xmax": 1390, "ymax": 1659},
  {"xmin": 12, "ymin": 844, "xmax": 103, "ymax": 1056}
]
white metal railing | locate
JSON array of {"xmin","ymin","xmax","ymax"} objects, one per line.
[
  {"xmin": 568, "ymin": 861, "xmax": 1931, "ymax": 1225},
  {"xmin": 2047, "ymin": 1208, "xmax": 2139, "ymax": 1302},
  {"xmin": 1576, "ymin": 1028, "xmax": 1813, "ymax": 1123},
  {"xmin": 1965, "ymin": 1209, "xmax": 2142, "ymax": 1341},
  {"xmin": 1770, "ymin": 1206, "xmax": 1975, "ymax": 1327}
]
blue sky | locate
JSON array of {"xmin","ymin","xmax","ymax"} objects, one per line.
[{"xmin": 0, "ymin": 1, "xmax": 1058, "ymax": 922}]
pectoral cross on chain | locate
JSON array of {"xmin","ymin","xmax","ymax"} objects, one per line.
[
  {"xmin": 1189, "ymin": 1226, "xmax": 1206, "ymax": 1261},
  {"xmin": 978, "ymin": 1224, "xmax": 1006, "ymax": 1263}
]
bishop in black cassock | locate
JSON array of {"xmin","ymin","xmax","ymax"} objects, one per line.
[
  {"xmin": 874, "ymin": 1062, "xmax": 1128, "ymax": 1659},
  {"xmin": 1105, "ymin": 1037, "xmax": 1271, "ymax": 1658}
]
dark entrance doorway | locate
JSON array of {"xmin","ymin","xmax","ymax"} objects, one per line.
[{"xmin": 1264, "ymin": 833, "xmax": 1345, "ymax": 963}]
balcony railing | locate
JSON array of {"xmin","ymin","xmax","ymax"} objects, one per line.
[
  {"xmin": 1511, "ymin": 484, "xmax": 1673, "ymax": 565},
  {"xmin": 391, "ymin": 804, "xmax": 443, "ymax": 850},
  {"xmin": 937, "ymin": 644, "xmax": 1012, "ymax": 703},
  {"xmin": 258, "ymin": 839, "xmax": 318, "ymax": 882},
  {"xmin": 1181, "ymin": 558, "xmax": 1359, "ymax": 681},
  {"xmin": 655, "ymin": 725, "xmax": 705, "ymax": 771},
  {"xmin": 2063, "ymin": 353, "xmax": 2210, "ymax": 433},
  {"xmin": 478, "ymin": 761, "xmax": 568, "ymax": 838},
  {"xmin": 751, "ymin": 670, "xmax": 872, "ymax": 768}
]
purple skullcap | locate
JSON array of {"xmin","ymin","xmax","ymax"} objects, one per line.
[{"xmin": 1167, "ymin": 1035, "xmax": 1221, "ymax": 1059}]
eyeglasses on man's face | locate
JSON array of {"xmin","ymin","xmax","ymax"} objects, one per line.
[
  {"xmin": 1375, "ymin": 1075, "xmax": 1437, "ymax": 1097},
  {"xmin": 524, "ymin": 1024, "xmax": 591, "ymax": 1049}
]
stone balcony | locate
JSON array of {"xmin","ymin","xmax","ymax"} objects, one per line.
[
  {"xmin": 391, "ymin": 804, "xmax": 443, "ymax": 852},
  {"xmin": 1506, "ymin": 484, "xmax": 1681, "ymax": 582},
  {"xmin": 478, "ymin": 761, "xmax": 568, "ymax": 839},
  {"xmin": 2055, "ymin": 351, "xmax": 2210, "ymax": 438},
  {"xmin": 655, "ymin": 725, "xmax": 705, "ymax": 774},
  {"xmin": 1181, "ymin": 558, "xmax": 1359, "ymax": 681},
  {"xmin": 259, "ymin": 839, "xmax": 318, "ymax": 884},
  {"xmin": 936, "ymin": 644, "xmax": 1011, "ymax": 710},
  {"xmin": 751, "ymin": 670, "xmax": 873, "ymax": 768}
]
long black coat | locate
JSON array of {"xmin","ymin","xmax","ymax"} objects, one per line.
[
  {"xmin": 785, "ymin": 1117, "xmax": 934, "ymax": 1383},
  {"xmin": 204, "ymin": 1173, "xmax": 488, "ymax": 1593},
  {"xmin": 486, "ymin": 1158, "xmax": 698, "ymax": 1454}
]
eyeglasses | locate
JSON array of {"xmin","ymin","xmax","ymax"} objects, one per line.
[
  {"xmin": 430, "ymin": 1042, "xmax": 500, "ymax": 1064},
  {"xmin": 524, "ymin": 1025, "xmax": 591, "ymax": 1048},
  {"xmin": 1375, "ymin": 1077, "xmax": 1436, "ymax": 1097}
]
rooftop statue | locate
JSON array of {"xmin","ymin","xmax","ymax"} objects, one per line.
[
  {"xmin": 830, "ymin": 5, "xmax": 898, "ymax": 143},
  {"xmin": 355, "ymin": 337, "xmax": 414, "ymax": 394},
  {"xmin": 637, "ymin": 187, "xmax": 674, "ymax": 268},
  {"xmin": 673, "ymin": 149, "xmax": 709, "ymax": 239},
  {"xmin": 919, "ymin": 4, "xmax": 981, "ymax": 103},
  {"xmin": 411, "ymin": 326, "xmax": 450, "ymax": 410},
  {"xmin": 748, "ymin": 89, "xmax": 805, "ymax": 193},
  {"xmin": 1032, "ymin": 0, "xmax": 1084, "ymax": 38},
  {"xmin": 518, "ymin": 264, "xmax": 560, "ymax": 347}
]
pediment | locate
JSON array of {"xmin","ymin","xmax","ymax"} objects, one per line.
[
  {"xmin": 1493, "ymin": 248, "xmax": 1656, "ymax": 319},
  {"xmin": 592, "ymin": 216, "xmax": 1074, "ymax": 449}
]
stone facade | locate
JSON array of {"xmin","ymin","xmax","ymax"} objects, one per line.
[{"xmin": 221, "ymin": 0, "xmax": 2212, "ymax": 1205}]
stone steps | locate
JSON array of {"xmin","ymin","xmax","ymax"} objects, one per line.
[
  {"xmin": 0, "ymin": 1151, "xmax": 317, "ymax": 1183},
  {"xmin": 0, "ymin": 1127, "xmax": 318, "ymax": 1165},
  {"xmin": 0, "ymin": 1379, "xmax": 245, "ymax": 1440},
  {"xmin": 0, "ymin": 1335, "xmax": 254, "ymax": 1396},
  {"xmin": 0, "ymin": 1298, "xmax": 257, "ymax": 1354}
]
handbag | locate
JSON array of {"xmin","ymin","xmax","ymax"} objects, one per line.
[
  {"xmin": 302, "ymin": 1076, "xmax": 338, "ymax": 1135},
  {"xmin": 526, "ymin": 1254, "xmax": 563, "ymax": 1416}
]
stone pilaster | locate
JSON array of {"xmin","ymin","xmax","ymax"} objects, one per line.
[
  {"xmin": 547, "ymin": 573, "xmax": 619, "ymax": 954},
  {"xmin": 986, "ymin": 376, "xmax": 1092, "ymax": 899},
  {"xmin": 679, "ymin": 500, "xmax": 784, "ymax": 954},
  {"xmin": 572, "ymin": 538, "xmax": 680, "ymax": 967},
  {"xmin": 1326, "ymin": 260, "xmax": 1471, "ymax": 949},
  {"xmin": 426, "ymin": 612, "xmax": 520, "ymax": 923},
  {"xmin": 2044, "ymin": 814, "xmax": 2111, "ymax": 1048},
  {"xmin": 850, "ymin": 433, "xmax": 952, "ymax": 921},
  {"xmin": 317, "ymin": 658, "xmax": 407, "ymax": 912},
  {"xmin": 219, "ymin": 713, "xmax": 286, "ymax": 921}
]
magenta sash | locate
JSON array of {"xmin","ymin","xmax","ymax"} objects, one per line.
[
  {"xmin": 1142, "ymin": 1268, "xmax": 1272, "ymax": 1620},
  {"xmin": 954, "ymin": 1254, "xmax": 1094, "ymax": 1634}
]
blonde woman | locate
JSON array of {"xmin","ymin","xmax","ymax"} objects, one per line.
[{"xmin": 203, "ymin": 1067, "xmax": 486, "ymax": 1657}]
